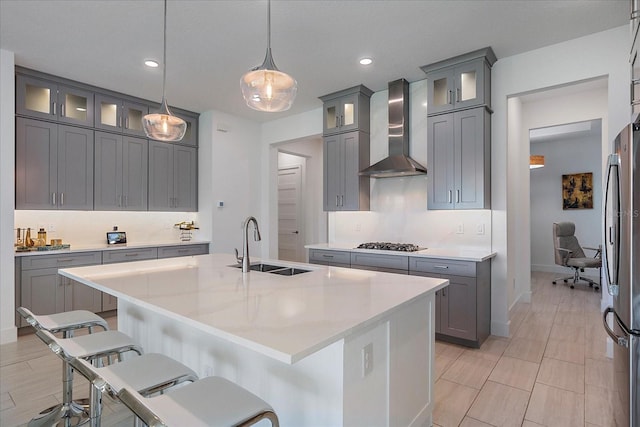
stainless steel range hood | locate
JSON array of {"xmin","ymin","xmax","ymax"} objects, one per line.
[{"xmin": 359, "ymin": 78, "xmax": 427, "ymax": 178}]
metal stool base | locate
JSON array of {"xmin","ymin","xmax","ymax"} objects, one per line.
[{"xmin": 28, "ymin": 400, "xmax": 90, "ymax": 427}]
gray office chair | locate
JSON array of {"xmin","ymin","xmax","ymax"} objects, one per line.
[{"xmin": 552, "ymin": 221, "xmax": 601, "ymax": 290}]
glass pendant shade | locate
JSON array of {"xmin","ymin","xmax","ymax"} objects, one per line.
[
  {"xmin": 142, "ymin": 0, "xmax": 186, "ymax": 141},
  {"xmin": 142, "ymin": 99, "xmax": 187, "ymax": 141},
  {"xmin": 240, "ymin": 0, "xmax": 297, "ymax": 112},
  {"xmin": 241, "ymin": 49, "xmax": 297, "ymax": 112}
]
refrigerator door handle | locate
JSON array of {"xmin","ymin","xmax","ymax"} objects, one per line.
[
  {"xmin": 603, "ymin": 153, "xmax": 621, "ymax": 297},
  {"xmin": 603, "ymin": 307, "xmax": 630, "ymax": 347}
]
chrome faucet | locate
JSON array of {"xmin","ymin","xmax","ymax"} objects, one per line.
[{"xmin": 235, "ymin": 216, "xmax": 261, "ymax": 273}]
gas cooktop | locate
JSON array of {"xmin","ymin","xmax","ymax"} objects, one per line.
[{"xmin": 356, "ymin": 242, "xmax": 423, "ymax": 252}]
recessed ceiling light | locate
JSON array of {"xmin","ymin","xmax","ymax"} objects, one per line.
[
  {"xmin": 359, "ymin": 57, "xmax": 373, "ymax": 66},
  {"xmin": 145, "ymin": 59, "xmax": 159, "ymax": 68}
]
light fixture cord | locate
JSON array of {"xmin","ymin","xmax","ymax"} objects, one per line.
[
  {"xmin": 162, "ymin": 0, "xmax": 168, "ymax": 102},
  {"xmin": 266, "ymin": 0, "xmax": 271, "ymax": 51}
]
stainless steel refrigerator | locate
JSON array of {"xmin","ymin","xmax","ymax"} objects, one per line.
[{"xmin": 603, "ymin": 123, "xmax": 640, "ymax": 427}]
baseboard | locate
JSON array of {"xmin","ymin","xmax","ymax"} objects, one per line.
[
  {"xmin": 491, "ymin": 319, "xmax": 510, "ymax": 338},
  {"xmin": 1, "ymin": 326, "xmax": 17, "ymax": 344}
]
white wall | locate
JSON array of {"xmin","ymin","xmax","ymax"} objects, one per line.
[
  {"xmin": 1, "ymin": 49, "xmax": 16, "ymax": 344},
  {"xmin": 198, "ymin": 110, "xmax": 262, "ymax": 256},
  {"xmin": 493, "ymin": 25, "xmax": 629, "ymax": 336}
]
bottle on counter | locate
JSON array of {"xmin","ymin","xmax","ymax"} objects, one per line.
[
  {"xmin": 37, "ymin": 228, "xmax": 47, "ymax": 245},
  {"xmin": 25, "ymin": 228, "xmax": 34, "ymax": 247}
]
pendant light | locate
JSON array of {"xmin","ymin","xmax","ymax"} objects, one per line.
[
  {"xmin": 240, "ymin": 0, "xmax": 297, "ymax": 112},
  {"xmin": 142, "ymin": 0, "xmax": 186, "ymax": 141}
]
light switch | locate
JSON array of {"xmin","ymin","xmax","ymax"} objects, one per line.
[{"xmin": 217, "ymin": 200, "xmax": 224, "ymax": 208}]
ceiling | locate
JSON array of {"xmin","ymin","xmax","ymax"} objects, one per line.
[{"xmin": 0, "ymin": 0, "xmax": 629, "ymax": 123}]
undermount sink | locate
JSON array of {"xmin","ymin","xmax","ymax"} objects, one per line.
[{"xmin": 231, "ymin": 263, "xmax": 310, "ymax": 275}]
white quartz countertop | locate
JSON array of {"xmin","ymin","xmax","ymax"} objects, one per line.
[
  {"xmin": 59, "ymin": 253, "xmax": 448, "ymax": 364},
  {"xmin": 15, "ymin": 240, "xmax": 210, "ymax": 257},
  {"xmin": 306, "ymin": 243, "xmax": 497, "ymax": 262}
]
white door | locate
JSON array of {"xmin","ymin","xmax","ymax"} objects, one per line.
[{"xmin": 278, "ymin": 165, "xmax": 303, "ymax": 262}]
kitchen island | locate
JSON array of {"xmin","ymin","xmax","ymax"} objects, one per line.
[{"xmin": 59, "ymin": 253, "xmax": 448, "ymax": 426}]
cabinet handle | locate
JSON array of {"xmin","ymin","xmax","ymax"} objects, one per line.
[
  {"xmin": 456, "ymin": 189, "xmax": 460, "ymax": 203},
  {"xmin": 52, "ymin": 192, "xmax": 56, "ymax": 205},
  {"xmin": 118, "ymin": 114, "xmax": 122, "ymax": 128},
  {"xmin": 125, "ymin": 117, "xmax": 129, "ymax": 129},
  {"xmin": 340, "ymin": 195, "xmax": 344, "ymax": 206},
  {"xmin": 125, "ymin": 253, "xmax": 139, "ymax": 257},
  {"xmin": 456, "ymin": 88, "xmax": 461, "ymax": 103},
  {"xmin": 60, "ymin": 103, "xmax": 65, "ymax": 117},
  {"xmin": 442, "ymin": 287, "xmax": 446, "ymax": 297},
  {"xmin": 124, "ymin": 195, "xmax": 128, "ymax": 207},
  {"xmin": 52, "ymin": 102, "xmax": 56, "ymax": 115},
  {"xmin": 336, "ymin": 195, "xmax": 339, "ymax": 207},
  {"xmin": 448, "ymin": 190, "xmax": 452, "ymax": 203},
  {"xmin": 60, "ymin": 193, "xmax": 64, "ymax": 206},
  {"xmin": 322, "ymin": 254, "xmax": 334, "ymax": 259},
  {"xmin": 446, "ymin": 90, "xmax": 451, "ymax": 105},
  {"xmin": 57, "ymin": 258, "xmax": 74, "ymax": 263},
  {"xmin": 434, "ymin": 265, "xmax": 449, "ymax": 269}
]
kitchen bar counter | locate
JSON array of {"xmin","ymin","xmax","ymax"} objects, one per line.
[
  {"xmin": 15, "ymin": 240, "xmax": 210, "ymax": 257},
  {"xmin": 59, "ymin": 253, "xmax": 448, "ymax": 426},
  {"xmin": 306, "ymin": 242, "xmax": 496, "ymax": 262}
]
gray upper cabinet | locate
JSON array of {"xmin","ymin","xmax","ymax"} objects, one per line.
[
  {"xmin": 427, "ymin": 107, "xmax": 490, "ymax": 210},
  {"xmin": 148, "ymin": 141, "xmax": 197, "ymax": 211},
  {"xmin": 319, "ymin": 85, "xmax": 373, "ymax": 136},
  {"xmin": 95, "ymin": 94, "xmax": 149, "ymax": 137},
  {"xmin": 94, "ymin": 132, "xmax": 148, "ymax": 211},
  {"xmin": 16, "ymin": 117, "xmax": 94, "ymax": 210},
  {"xmin": 323, "ymin": 131, "xmax": 370, "ymax": 211},
  {"xmin": 16, "ymin": 74, "xmax": 94, "ymax": 127},
  {"xmin": 421, "ymin": 47, "xmax": 496, "ymax": 116}
]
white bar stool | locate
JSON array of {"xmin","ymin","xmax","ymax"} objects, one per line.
[
  {"xmin": 38, "ymin": 330, "xmax": 199, "ymax": 427},
  {"xmin": 117, "ymin": 376, "xmax": 280, "ymax": 427},
  {"xmin": 17, "ymin": 307, "xmax": 110, "ymax": 427}
]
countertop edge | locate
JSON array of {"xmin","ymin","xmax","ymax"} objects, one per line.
[
  {"xmin": 305, "ymin": 243, "xmax": 497, "ymax": 262},
  {"xmin": 15, "ymin": 240, "xmax": 211, "ymax": 257}
]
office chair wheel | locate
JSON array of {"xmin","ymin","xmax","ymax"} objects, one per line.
[
  {"xmin": 564, "ymin": 279, "xmax": 568, "ymax": 283},
  {"xmin": 570, "ymin": 284, "xmax": 575, "ymax": 289},
  {"xmin": 552, "ymin": 280, "xmax": 557, "ymax": 285}
]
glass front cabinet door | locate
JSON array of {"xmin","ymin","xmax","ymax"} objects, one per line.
[
  {"xmin": 95, "ymin": 94, "xmax": 148, "ymax": 137},
  {"xmin": 16, "ymin": 75, "xmax": 94, "ymax": 126},
  {"xmin": 320, "ymin": 85, "xmax": 372, "ymax": 136},
  {"xmin": 427, "ymin": 58, "xmax": 487, "ymax": 115}
]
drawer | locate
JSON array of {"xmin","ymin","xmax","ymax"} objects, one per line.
[
  {"xmin": 409, "ymin": 257, "xmax": 476, "ymax": 277},
  {"xmin": 20, "ymin": 251, "xmax": 102, "ymax": 270},
  {"xmin": 350, "ymin": 252, "xmax": 408, "ymax": 272},
  {"xmin": 157, "ymin": 244, "xmax": 209, "ymax": 259},
  {"xmin": 102, "ymin": 247, "xmax": 158, "ymax": 264},
  {"xmin": 309, "ymin": 249, "xmax": 351, "ymax": 266}
]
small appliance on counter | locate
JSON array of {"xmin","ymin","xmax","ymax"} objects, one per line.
[{"xmin": 107, "ymin": 226, "xmax": 127, "ymax": 245}]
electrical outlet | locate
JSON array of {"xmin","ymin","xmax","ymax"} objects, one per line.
[
  {"xmin": 456, "ymin": 223, "xmax": 464, "ymax": 234},
  {"xmin": 204, "ymin": 365, "xmax": 214, "ymax": 376},
  {"xmin": 355, "ymin": 223, "xmax": 361, "ymax": 232},
  {"xmin": 476, "ymin": 223, "xmax": 485, "ymax": 235},
  {"xmin": 48, "ymin": 224, "xmax": 56, "ymax": 232},
  {"xmin": 362, "ymin": 343, "xmax": 373, "ymax": 377}
]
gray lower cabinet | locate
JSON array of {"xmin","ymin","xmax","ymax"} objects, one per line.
[
  {"xmin": 350, "ymin": 252, "xmax": 409, "ymax": 274},
  {"xmin": 16, "ymin": 118, "xmax": 94, "ymax": 210},
  {"xmin": 149, "ymin": 141, "xmax": 197, "ymax": 211},
  {"xmin": 409, "ymin": 257, "xmax": 491, "ymax": 348},
  {"xmin": 17, "ymin": 251, "xmax": 102, "ymax": 327},
  {"xmin": 94, "ymin": 132, "xmax": 148, "ymax": 210},
  {"xmin": 323, "ymin": 131, "xmax": 370, "ymax": 211},
  {"xmin": 308, "ymin": 248, "xmax": 351, "ymax": 267},
  {"xmin": 157, "ymin": 244, "xmax": 209, "ymax": 259},
  {"xmin": 427, "ymin": 107, "xmax": 491, "ymax": 210},
  {"xmin": 16, "ymin": 243, "xmax": 210, "ymax": 325}
]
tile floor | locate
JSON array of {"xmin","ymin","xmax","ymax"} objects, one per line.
[{"xmin": 0, "ymin": 272, "xmax": 615, "ymax": 426}]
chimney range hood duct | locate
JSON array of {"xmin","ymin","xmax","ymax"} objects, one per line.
[{"xmin": 359, "ymin": 78, "xmax": 427, "ymax": 178}]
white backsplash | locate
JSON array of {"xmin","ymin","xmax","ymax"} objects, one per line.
[
  {"xmin": 14, "ymin": 211, "xmax": 199, "ymax": 246},
  {"xmin": 329, "ymin": 177, "xmax": 492, "ymax": 250}
]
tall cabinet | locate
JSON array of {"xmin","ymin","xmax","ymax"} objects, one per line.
[
  {"xmin": 319, "ymin": 85, "xmax": 372, "ymax": 211},
  {"xmin": 421, "ymin": 47, "xmax": 496, "ymax": 210}
]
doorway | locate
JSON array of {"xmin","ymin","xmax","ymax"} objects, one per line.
[{"xmin": 278, "ymin": 160, "xmax": 304, "ymax": 262}]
